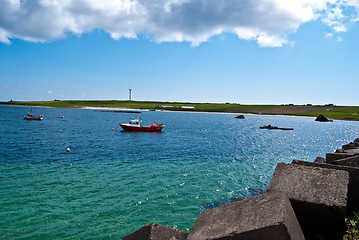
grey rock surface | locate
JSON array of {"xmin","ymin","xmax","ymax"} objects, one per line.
[
  {"xmin": 123, "ymin": 223, "xmax": 188, "ymax": 240},
  {"xmin": 268, "ymin": 163, "xmax": 350, "ymax": 239},
  {"xmin": 187, "ymin": 191, "xmax": 304, "ymax": 240},
  {"xmin": 292, "ymin": 159, "xmax": 359, "ymax": 216}
]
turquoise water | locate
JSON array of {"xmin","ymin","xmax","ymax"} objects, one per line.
[{"xmin": 1, "ymin": 105, "xmax": 358, "ymax": 239}]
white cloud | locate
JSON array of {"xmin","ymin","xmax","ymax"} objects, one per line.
[
  {"xmin": 325, "ymin": 32, "xmax": 333, "ymax": 38},
  {"xmin": 48, "ymin": 90, "xmax": 53, "ymax": 94},
  {"xmin": 0, "ymin": 0, "xmax": 358, "ymax": 47},
  {"xmin": 257, "ymin": 34, "xmax": 288, "ymax": 47}
]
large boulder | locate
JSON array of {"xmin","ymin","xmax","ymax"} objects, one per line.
[
  {"xmin": 327, "ymin": 148, "xmax": 359, "ymax": 163},
  {"xmin": 268, "ymin": 163, "xmax": 349, "ymax": 239},
  {"xmin": 315, "ymin": 114, "xmax": 332, "ymax": 122},
  {"xmin": 292, "ymin": 159, "xmax": 359, "ymax": 216},
  {"xmin": 123, "ymin": 223, "xmax": 188, "ymax": 240},
  {"xmin": 331, "ymin": 155, "xmax": 359, "ymax": 168},
  {"xmin": 187, "ymin": 191, "xmax": 304, "ymax": 240},
  {"xmin": 314, "ymin": 156, "xmax": 326, "ymax": 164}
]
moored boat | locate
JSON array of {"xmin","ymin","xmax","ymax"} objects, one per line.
[
  {"xmin": 260, "ymin": 125, "xmax": 293, "ymax": 130},
  {"xmin": 24, "ymin": 113, "xmax": 43, "ymax": 121},
  {"xmin": 120, "ymin": 118, "xmax": 164, "ymax": 132}
]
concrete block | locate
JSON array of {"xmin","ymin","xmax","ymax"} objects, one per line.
[
  {"xmin": 268, "ymin": 163, "xmax": 349, "ymax": 239},
  {"xmin": 292, "ymin": 160, "xmax": 359, "ymax": 216},
  {"xmin": 187, "ymin": 191, "xmax": 304, "ymax": 240},
  {"xmin": 331, "ymin": 155, "xmax": 359, "ymax": 168},
  {"xmin": 343, "ymin": 148, "xmax": 359, "ymax": 155},
  {"xmin": 327, "ymin": 148, "xmax": 359, "ymax": 163},
  {"xmin": 342, "ymin": 143, "xmax": 356, "ymax": 150},
  {"xmin": 314, "ymin": 156, "xmax": 326, "ymax": 164},
  {"xmin": 326, "ymin": 152, "xmax": 356, "ymax": 163},
  {"xmin": 123, "ymin": 223, "xmax": 188, "ymax": 240}
]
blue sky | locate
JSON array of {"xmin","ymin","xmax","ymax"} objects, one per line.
[{"xmin": 0, "ymin": 0, "xmax": 358, "ymax": 105}]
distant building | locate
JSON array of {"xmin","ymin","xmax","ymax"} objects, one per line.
[
  {"xmin": 181, "ymin": 106, "xmax": 195, "ymax": 110},
  {"xmin": 159, "ymin": 105, "xmax": 175, "ymax": 109}
]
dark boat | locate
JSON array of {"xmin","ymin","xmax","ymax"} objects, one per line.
[
  {"xmin": 120, "ymin": 118, "xmax": 165, "ymax": 132},
  {"xmin": 260, "ymin": 125, "xmax": 293, "ymax": 130}
]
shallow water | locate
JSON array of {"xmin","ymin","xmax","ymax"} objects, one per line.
[{"xmin": 1, "ymin": 105, "xmax": 358, "ymax": 239}]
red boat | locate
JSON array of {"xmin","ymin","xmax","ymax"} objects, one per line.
[
  {"xmin": 120, "ymin": 118, "xmax": 165, "ymax": 132},
  {"xmin": 23, "ymin": 113, "xmax": 43, "ymax": 121}
]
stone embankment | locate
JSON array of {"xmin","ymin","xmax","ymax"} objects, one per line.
[{"xmin": 123, "ymin": 138, "xmax": 359, "ymax": 240}]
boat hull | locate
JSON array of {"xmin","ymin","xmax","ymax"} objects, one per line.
[
  {"xmin": 24, "ymin": 116, "xmax": 43, "ymax": 121},
  {"xmin": 260, "ymin": 126, "xmax": 293, "ymax": 130},
  {"xmin": 120, "ymin": 124, "xmax": 163, "ymax": 132}
]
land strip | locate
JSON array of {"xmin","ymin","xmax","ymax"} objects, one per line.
[{"xmin": 1, "ymin": 100, "xmax": 359, "ymax": 121}]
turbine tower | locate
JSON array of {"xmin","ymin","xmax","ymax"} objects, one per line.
[{"xmin": 129, "ymin": 88, "xmax": 132, "ymax": 101}]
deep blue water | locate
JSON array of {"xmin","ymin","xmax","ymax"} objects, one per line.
[{"xmin": 0, "ymin": 105, "xmax": 358, "ymax": 239}]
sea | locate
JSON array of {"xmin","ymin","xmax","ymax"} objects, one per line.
[{"xmin": 1, "ymin": 105, "xmax": 358, "ymax": 239}]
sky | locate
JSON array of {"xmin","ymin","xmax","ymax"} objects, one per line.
[{"xmin": 0, "ymin": 0, "xmax": 358, "ymax": 105}]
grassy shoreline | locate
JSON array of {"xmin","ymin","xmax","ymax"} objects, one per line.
[{"xmin": 2, "ymin": 100, "xmax": 359, "ymax": 121}]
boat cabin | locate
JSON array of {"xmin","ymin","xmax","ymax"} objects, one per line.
[{"xmin": 129, "ymin": 119, "xmax": 141, "ymax": 126}]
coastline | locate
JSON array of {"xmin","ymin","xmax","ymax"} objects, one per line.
[{"xmin": 1, "ymin": 103, "xmax": 359, "ymax": 121}]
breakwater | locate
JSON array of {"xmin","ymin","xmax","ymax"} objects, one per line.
[{"xmin": 125, "ymin": 138, "xmax": 359, "ymax": 240}]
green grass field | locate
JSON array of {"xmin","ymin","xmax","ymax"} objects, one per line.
[
  {"xmin": 292, "ymin": 107, "xmax": 359, "ymax": 120},
  {"xmin": 2, "ymin": 100, "xmax": 359, "ymax": 121}
]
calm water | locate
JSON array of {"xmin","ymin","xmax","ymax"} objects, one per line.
[{"xmin": 1, "ymin": 105, "xmax": 358, "ymax": 239}]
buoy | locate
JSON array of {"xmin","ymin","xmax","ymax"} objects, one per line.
[
  {"xmin": 66, "ymin": 148, "xmax": 70, "ymax": 152},
  {"xmin": 111, "ymin": 128, "xmax": 114, "ymax": 130}
]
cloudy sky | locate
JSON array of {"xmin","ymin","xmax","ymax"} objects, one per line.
[{"xmin": 0, "ymin": 0, "xmax": 358, "ymax": 105}]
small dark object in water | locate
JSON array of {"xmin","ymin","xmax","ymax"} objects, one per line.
[
  {"xmin": 315, "ymin": 114, "xmax": 333, "ymax": 122},
  {"xmin": 235, "ymin": 115, "xmax": 245, "ymax": 119},
  {"xmin": 260, "ymin": 125, "xmax": 294, "ymax": 130}
]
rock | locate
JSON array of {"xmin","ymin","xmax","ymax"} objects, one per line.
[
  {"xmin": 327, "ymin": 148, "xmax": 359, "ymax": 163},
  {"xmin": 123, "ymin": 223, "xmax": 188, "ymax": 240},
  {"xmin": 315, "ymin": 114, "xmax": 332, "ymax": 122},
  {"xmin": 187, "ymin": 191, "xmax": 304, "ymax": 240},
  {"xmin": 326, "ymin": 152, "xmax": 356, "ymax": 163},
  {"xmin": 342, "ymin": 143, "xmax": 356, "ymax": 150},
  {"xmin": 268, "ymin": 163, "xmax": 349, "ymax": 239},
  {"xmin": 331, "ymin": 155, "xmax": 359, "ymax": 168},
  {"xmin": 343, "ymin": 148, "xmax": 359, "ymax": 155},
  {"xmin": 335, "ymin": 149, "xmax": 345, "ymax": 153},
  {"xmin": 292, "ymin": 159, "xmax": 359, "ymax": 216},
  {"xmin": 314, "ymin": 157, "xmax": 326, "ymax": 164},
  {"xmin": 235, "ymin": 115, "xmax": 245, "ymax": 119}
]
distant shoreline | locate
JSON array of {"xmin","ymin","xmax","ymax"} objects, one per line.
[{"xmin": 1, "ymin": 101, "xmax": 359, "ymax": 121}]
